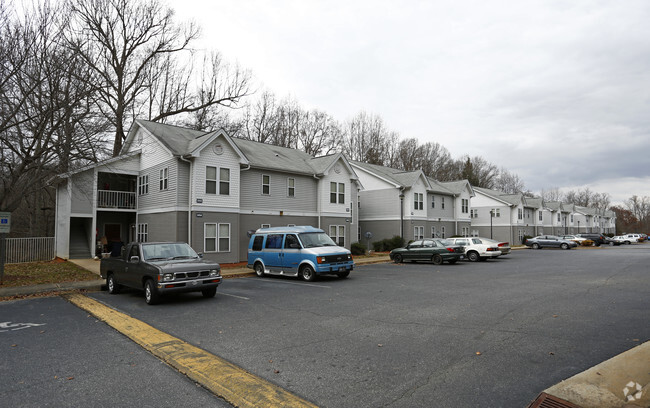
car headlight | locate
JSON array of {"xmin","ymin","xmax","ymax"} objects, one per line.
[
  {"xmin": 210, "ymin": 269, "xmax": 219, "ymax": 277},
  {"xmin": 163, "ymin": 273, "xmax": 174, "ymax": 281}
]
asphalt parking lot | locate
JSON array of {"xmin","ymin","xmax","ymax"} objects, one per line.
[{"xmin": 2, "ymin": 245, "xmax": 649, "ymax": 407}]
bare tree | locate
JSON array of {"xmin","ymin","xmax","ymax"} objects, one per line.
[
  {"xmin": 343, "ymin": 111, "xmax": 397, "ymax": 165},
  {"xmin": 296, "ymin": 109, "xmax": 343, "ymax": 156},
  {"xmin": 540, "ymin": 187, "xmax": 562, "ymax": 202},
  {"xmin": 457, "ymin": 155, "xmax": 498, "ymax": 188},
  {"xmin": 67, "ymin": 0, "xmax": 252, "ymax": 156},
  {"xmin": 493, "ymin": 167, "xmax": 526, "ymax": 194}
]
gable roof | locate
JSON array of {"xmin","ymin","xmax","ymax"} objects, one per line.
[
  {"xmin": 351, "ymin": 161, "xmax": 433, "ymax": 190},
  {"xmin": 439, "ymin": 180, "xmax": 475, "ymax": 197}
]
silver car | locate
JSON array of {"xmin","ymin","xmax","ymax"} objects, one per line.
[{"xmin": 525, "ymin": 235, "xmax": 578, "ymax": 250}]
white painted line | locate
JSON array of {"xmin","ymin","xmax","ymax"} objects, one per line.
[
  {"xmin": 241, "ymin": 277, "xmax": 331, "ymax": 289},
  {"xmin": 218, "ymin": 292, "xmax": 250, "ymax": 300}
]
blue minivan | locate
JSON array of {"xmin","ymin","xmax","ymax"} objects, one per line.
[{"xmin": 247, "ymin": 226, "xmax": 354, "ymax": 281}]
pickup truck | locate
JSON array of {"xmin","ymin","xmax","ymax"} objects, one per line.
[{"xmin": 100, "ymin": 242, "xmax": 222, "ymax": 305}]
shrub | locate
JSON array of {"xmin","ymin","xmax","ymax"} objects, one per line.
[
  {"xmin": 581, "ymin": 240, "xmax": 594, "ymax": 246},
  {"xmin": 372, "ymin": 235, "xmax": 405, "ymax": 252},
  {"xmin": 351, "ymin": 242, "xmax": 367, "ymax": 256}
]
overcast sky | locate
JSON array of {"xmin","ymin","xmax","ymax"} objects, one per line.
[{"xmin": 170, "ymin": 0, "xmax": 650, "ymax": 205}]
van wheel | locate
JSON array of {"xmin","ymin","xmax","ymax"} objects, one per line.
[
  {"xmin": 337, "ymin": 271, "xmax": 350, "ymax": 279},
  {"xmin": 254, "ymin": 262, "xmax": 265, "ymax": 277},
  {"xmin": 300, "ymin": 265, "xmax": 316, "ymax": 282}
]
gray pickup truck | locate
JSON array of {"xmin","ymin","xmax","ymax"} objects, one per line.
[{"xmin": 100, "ymin": 242, "xmax": 222, "ymax": 305}]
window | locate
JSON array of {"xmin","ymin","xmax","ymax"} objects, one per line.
[
  {"xmin": 431, "ymin": 195, "xmax": 435, "ymax": 208},
  {"xmin": 220, "ymin": 168, "xmax": 230, "ymax": 195},
  {"xmin": 441, "ymin": 197, "xmax": 445, "ymax": 209},
  {"xmin": 262, "ymin": 175, "xmax": 270, "ymax": 195},
  {"xmin": 461, "ymin": 199, "xmax": 469, "ymax": 213},
  {"xmin": 265, "ymin": 234, "xmax": 283, "ymax": 249},
  {"xmin": 518, "ymin": 208, "xmax": 523, "ymax": 220},
  {"xmin": 471, "ymin": 229, "xmax": 479, "ymax": 237},
  {"xmin": 252, "ymin": 236, "xmax": 264, "ymax": 251},
  {"xmin": 284, "ymin": 234, "xmax": 300, "ymax": 249},
  {"xmin": 330, "ymin": 182, "xmax": 345, "ymax": 204},
  {"xmin": 204, "ymin": 223, "xmax": 231, "ymax": 252},
  {"xmin": 491, "ymin": 208, "xmax": 500, "ymax": 217},
  {"xmin": 414, "ymin": 226, "xmax": 424, "ymax": 240},
  {"xmin": 557, "ymin": 213, "xmax": 561, "ymax": 222},
  {"xmin": 431, "ymin": 226, "xmax": 436, "ymax": 238},
  {"xmin": 471, "ymin": 209, "xmax": 478, "ymax": 218},
  {"xmin": 138, "ymin": 175, "xmax": 149, "ymax": 195},
  {"xmin": 159, "ymin": 168, "xmax": 168, "ymax": 190},
  {"xmin": 539, "ymin": 211, "xmax": 543, "ymax": 221},
  {"xmin": 287, "ymin": 178, "xmax": 295, "ymax": 197},
  {"xmin": 329, "ymin": 225, "xmax": 345, "ymax": 246},
  {"xmin": 206, "ymin": 166, "xmax": 217, "ymax": 194},
  {"xmin": 414, "ymin": 193, "xmax": 423, "ymax": 210},
  {"xmin": 462, "ymin": 227, "xmax": 470, "ymax": 237},
  {"xmin": 570, "ymin": 214, "xmax": 574, "ymax": 223},
  {"xmin": 441, "ymin": 226, "xmax": 446, "ymax": 238},
  {"xmin": 137, "ymin": 223, "xmax": 148, "ymax": 242}
]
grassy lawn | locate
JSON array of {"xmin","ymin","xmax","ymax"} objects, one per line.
[{"xmin": 1, "ymin": 259, "xmax": 99, "ymax": 288}]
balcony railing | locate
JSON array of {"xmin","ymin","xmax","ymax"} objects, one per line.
[{"xmin": 98, "ymin": 190, "xmax": 136, "ymax": 209}]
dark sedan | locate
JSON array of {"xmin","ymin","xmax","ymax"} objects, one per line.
[
  {"xmin": 524, "ymin": 235, "xmax": 578, "ymax": 250},
  {"xmin": 390, "ymin": 239, "xmax": 465, "ymax": 265}
]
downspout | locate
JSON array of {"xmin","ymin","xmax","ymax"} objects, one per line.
[
  {"xmin": 313, "ymin": 174, "xmax": 321, "ymax": 228},
  {"xmin": 454, "ymin": 194, "xmax": 459, "ymax": 236},
  {"xmin": 399, "ymin": 187, "xmax": 405, "ymax": 239},
  {"xmin": 179, "ymin": 156, "xmax": 193, "ymax": 245}
]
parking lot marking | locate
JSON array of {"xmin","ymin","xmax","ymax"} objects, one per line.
[
  {"xmin": 242, "ymin": 277, "xmax": 331, "ymax": 289},
  {"xmin": 219, "ymin": 292, "xmax": 250, "ymax": 300},
  {"xmin": 63, "ymin": 293, "xmax": 317, "ymax": 408},
  {"xmin": 0, "ymin": 321, "xmax": 46, "ymax": 333}
]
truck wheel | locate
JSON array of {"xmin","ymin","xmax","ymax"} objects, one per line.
[
  {"xmin": 107, "ymin": 274, "xmax": 120, "ymax": 294},
  {"xmin": 202, "ymin": 287, "xmax": 217, "ymax": 298},
  {"xmin": 144, "ymin": 279, "xmax": 160, "ymax": 305},
  {"xmin": 300, "ymin": 265, "xmax": 316, "ymax": 282}
]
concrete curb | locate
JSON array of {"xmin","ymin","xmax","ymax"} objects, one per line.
[{"xmin": 543, "ymin": 341, "xmax": 650, "ymax": 408}]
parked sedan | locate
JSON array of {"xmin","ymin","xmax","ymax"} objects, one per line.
[
  {"xmin": 446, "ymin": 237, "xmax": 502, "ymax": 261},
  {"xmin": 481, "ymin": 238, "xmax": 511, "ymax": 256},
  {"xmin": 390, "ymin": 239, "xmax": 465, "ymax": 265},
  {"xmin": 525, "ymin": 235, "xmax": 578, "ymax": 250}
]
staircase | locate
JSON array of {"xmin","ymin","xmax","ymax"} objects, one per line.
[{"xmin": 69, "ymin": 219, "xmax": 91, "ymax": 259}]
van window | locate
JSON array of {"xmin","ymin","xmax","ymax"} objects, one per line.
[
  {"xmin": 252, "ymin": 236, "xmax": 264, "ymax": 251},
  {"xmin": 284, "ymin": 234, "xmax": 300, "ymax": 249},
  {"xmin": 265, "ymin": 234, "xmax": 283, "ymax": 249}
]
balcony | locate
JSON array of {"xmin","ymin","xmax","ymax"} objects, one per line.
[{"xmin": 98, "ymin": 190, "xmax": 136, "ymax": 210}]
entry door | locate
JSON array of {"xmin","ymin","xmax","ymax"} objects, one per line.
[{"xmin": 105, "ymin": 224, "xmax": 122, "ymax": 242}]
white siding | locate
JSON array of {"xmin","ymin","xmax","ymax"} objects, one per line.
[
  {"xmin": 131, "ymin": 128, "xmax": 174, "ymax": 170},
  {"xmin": 321, "ymin": 159, "xmax": 355, "ymax": 215},
  {"xmin": 191, "ymin": 136, "xmax": 240, "ymax": 209},
  {"xmin": 353, "ymin": 166, "xmax": 396, "ymax": 190},
  {"xmin": 70, "ymin": 170, "xmax": 94, "ymax": 215},
  {"xmin": 359, "ymin": 189, "xmax": 400, "ymax": 220}
]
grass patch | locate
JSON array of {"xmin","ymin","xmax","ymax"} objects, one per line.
[{"xmin": 1, "ymin": 259, "xmax": 99, "ymax": 288}]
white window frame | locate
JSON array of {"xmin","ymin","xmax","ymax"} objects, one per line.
[
  {"xmin": 431, "ymin": 195, "xmax": 435, "ymax": 208},
  {"xmin": 137, "ymin": 223, "xmax": 148, "ymax": 242},
  {"xmin": 461, "ymin": 199, "xmax": 469, "ymax": 213},
  {"xmin": 206, "ymin": 166, "xmax": 217, "ymax": 194},
  {"xmin": 491, "ymin": 208, "xmax": 500, "ymax": 218},
  {"xmin": 441, "ymin": 197, "xmax": 445, "ymax": 209},
  {"xmin": 330, "ymin": 182, "xmax": 345, "ymax": 204},
  {"xmin": 471, "ymin": 209, "xmax": 478, "ymax": 218},
  {"xmin": 138, "ymin": 175, "xmax": 149, "ymax": 196},
  {"xmin": 539, "ymin": 211, "xmax": 543, "ymax": 221},
  {"xmin": 518, "ymin": 208, "xmax": 523, "ymax": 220},
  {"xmin": 287, "ymin": 178, "xmax": 295, "ymax": 197},
  {"xmin": 414, "ymin": 226, "xmax": 424, "ymax": 240},
  {"xmin": 159, "ymin": 167, "xmax": 168, "ymax": 191},
  {"xmin": 204, "ymin": 223, "xmax": 231, "ymax": 253},
  {"xmin": 262, "ymin": 174, "xmax": 271, "ymax": 195},
  {"xmin": 329, "ymin": 225, "xmax": 345, "ymax": 246},
  {"xmin": 414, "ymin": 193, "xmax": 423, "ymax": 210},
  {"xmin": 431, "ymin": 226, "xmax": 436, "ymax": 238},
  {"xmin": 441, "ymin": 226, "xmax": 446, "ymax": 238},
  {"xmin": 219, "ymin": 168, "xmax": 230, "ymax": 195}
]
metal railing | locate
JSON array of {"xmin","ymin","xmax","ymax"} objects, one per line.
[
  {"xmin": 4, "ymin": 237, "xmax": 55, "ymax": 264},
  {"xmin": 97, "ymin": 190, "xmax": 136, "ymax": 209}
]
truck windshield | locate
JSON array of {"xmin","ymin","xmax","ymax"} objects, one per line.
[
  {"xmin": 298, "ymin": 232, "xmax": 338, "ymax": 248},
  {"xmin": 141, "ymin": 243, "xmax": 199, "ymax": 261}
]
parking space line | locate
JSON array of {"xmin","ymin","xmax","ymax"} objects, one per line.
[
  {"xmin": 241, "ymin": 277, "xmax": 331, "ymax": 289},
  {"xmin": 219, "ymin": 292, "xmax": 250, "ymax": 300},
  {"xmin": 63, "ymin": 293, "xmax": 317, "ymax": 408}
]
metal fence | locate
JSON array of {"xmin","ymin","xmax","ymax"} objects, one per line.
[{"xmin": 4, "ymin": 237, "xmax": 55, "ymax": 264}]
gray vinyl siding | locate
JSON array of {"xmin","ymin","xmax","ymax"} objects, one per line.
[
  {"xmin": 176, "ymin": 160, "xmax": 190, "ymax": 207},
  {"xmin": 240, "ymin": 169, "xmax": 317, "ymax": 212},
  {"xmin": 359, "ymin": 220, "xmax": 401, "ymax": 248},
  {"xmin": 191, "ymin": 211, "xmax": 240, "ymax": 264},
  {"xmin": 70, "ymin": 170, "xmax": 94, "ymax": 214},
  {"xmin": 138, "ymin": 158, "xmax": 179, "ymax": 210},
  {"xmin": 321, "ymin": 215, "xmax": 353, "ymax": 249},
  {"xmin": 138, "ymin": 212, "xmax": 183, "ymax": 243},
  {"xmin": 239, "ymin": 213, "xmax": 319, "ymax": 261}
]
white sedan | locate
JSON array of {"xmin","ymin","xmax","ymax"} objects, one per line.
[{"xmin": 446, "ymin": 237, "xmax": 502, "ymax": 262}]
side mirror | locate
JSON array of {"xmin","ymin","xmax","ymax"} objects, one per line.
[{"xmin": 129, "ymin": 256, "xmax": 140, "ymax": 263}]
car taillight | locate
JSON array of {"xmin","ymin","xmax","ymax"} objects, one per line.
[
  {"xmin": 446, "ymin": 247, "xmax": 455, "ymax": 252},
  {"xmin": 487, "ymin": 247, "xmax": 497, "ymax": 251},
  {"xmin": 499, "ymin": 243, "xmax": 508, "ymax": 247}
]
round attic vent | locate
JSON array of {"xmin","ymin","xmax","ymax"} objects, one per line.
[{"xmin": 213, "ymin": 144, "xmax": 223, "ymax": 155}]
